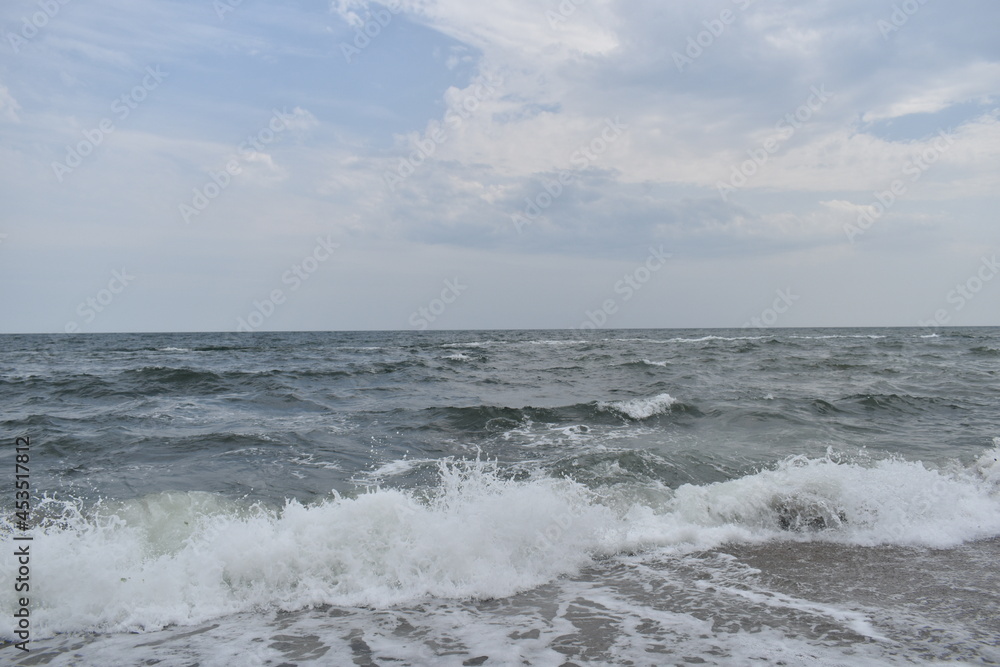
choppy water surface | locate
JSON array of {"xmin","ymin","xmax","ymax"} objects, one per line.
[{"xmin": 2, "ymin": 328, "xmax": 999, "ymax": 665}]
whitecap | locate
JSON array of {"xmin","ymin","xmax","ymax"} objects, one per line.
[{"xmin": 598, "ymin": 393, "xmax": 677, "ymax": 420}]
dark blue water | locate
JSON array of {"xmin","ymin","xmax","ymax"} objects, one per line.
[{"xmin": 2, "ymin": 328, "xmax": 999, "ymax": 665}]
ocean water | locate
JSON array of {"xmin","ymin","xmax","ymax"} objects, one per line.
[{"xmin": 1, "ymin": 328, "xmax": 999, "ymax": 666}]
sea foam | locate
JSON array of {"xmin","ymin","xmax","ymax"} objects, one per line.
[
  {"xmin": 597, "ymin": 393, "xmax": 677, "ymax": 420},
  {"xmin": 0, "ymin": 461, "xmax": 618, "ymax": 638},
  {"xmin": 3, "ymin": 449, "xmax": 999, "ymax": 641}
]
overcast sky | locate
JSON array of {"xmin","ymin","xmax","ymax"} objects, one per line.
[{"xmin": 1, "ymin": 0, "xmax": 998, "ymax": 333}]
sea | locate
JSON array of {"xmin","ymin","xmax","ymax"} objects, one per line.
[{"xmin": 1, "ymin": 328, "xmax": 999, "ymax": 666}]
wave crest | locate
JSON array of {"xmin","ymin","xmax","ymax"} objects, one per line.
[
  {"xmin": 597, "ymin": 393, "xmax": 678, "ymax": 420},
  {"xmin": 4, "ymin": 449, "xmax": 999, "ymax": 640}
]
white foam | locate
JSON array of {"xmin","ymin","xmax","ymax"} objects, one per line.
[
  {"xmin": 442, "ymin": 340, "xmax": 587, "ymax": 349},
  {"xmin": 789, "ymin": 334, "xmax": 887, "ymax": 340},
  {"xmin": 443, "ymin": 353, "xmax": 471, "ymax": 361},
  {"xmin": 4, "ymin": 449, "xmax": 999, "ymax": 643},
  {"xmin": 501, "ymin": 421, "xmax": 596, "ymax": 448},
  {"xmin": 669, "ymin": 335, "xmax": 766, "ymax": 343},
  {"xmin": 606, "ymin": 336, "xmax": 766, "ymax": 344},
  {"xmin": 696, "ymin": 579, "xmax": 890, "ymax": 641},
  {"xmin": 361, "ymin": 457, "xmax": 434, "ymax": 480},
  {"xmin": 524, "ymin": 339, "xmax": 588, "ymax": 345},
  {"xmin": 976, "ymin": 442, "xmax": 1000, "ymax": 486},
  {"xmin": 0, "ymin": 462, "xmax": 620, "ymax": 639},
  {"xmin": 641, "ymin": 359, "xmax": 667, "ymax": 367},
  {"xmin": 647, "ymin": 451, "xmax": 1000, "ymax": 550},
  {"xmin": 441, "ymin": 341, "xmax": 495, "ymax": 348},
  {"xmin": 289, "ymin": 452, "xmax": 340, "ymax": 470},
  {"xmin": 597, "ymin": 393, "xmax": 677, "ymax": 419}
]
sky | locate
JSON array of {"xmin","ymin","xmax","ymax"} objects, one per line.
[{"xmin": 1, "ymin": 0, "xmax": 998, "ymax": 333}]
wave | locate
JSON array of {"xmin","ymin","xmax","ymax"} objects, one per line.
[
  {"xmin": 669, "ymin": 448, "xmax": 1000, "ymax": 548},
  {"xmin": 419, "ymin": 393, "xmax": 689, "ymax": 433},
  {"xmin": 979, "ymin": 440, "xmax": 1000, "ymax": 485},
  {"xmin": 617, "ymin": 359, "xmax": 669, "ymax": 369},
  {"xmin": 524, "ymin": 339, "xmax": 589, "ymax": 346},
  {"xmin": 789, "ymin": 334, "xmax": 887, "ymax": 340},
  {"xmin": 671, "ymin": 335, "xmax": 767, "ymax": 343},
  {"xmin": 138, "ymin": 345, "xmax": 251, "ymax": 353},
  {"xmin": 440, "ymin": 340, "xmax": 589, "ymax": 349},
  {"xmin": 597, "ymin": 393, "xmax": 677, "ymax": 420},
  {"xmin": 124, "ymin": 366, "xmax": 229, "ymax": 390},
  {"xmin": 845, "ymin": 393, "xmax": 960, "ymax": 415},
  {"xmin": 3, "ymin": 448, "xmax": 998, "ymax": 641},
  {"xmin": 0, "ymin": 462, "xmax": 614, "ymax": 638},
  {"xmin": 622, "ymin": 335, "xmax": 769, "ymax": 344},
  {"xmin": 422, "ymin": 405, "xmax": 554, "ymax": 433},
  {"xmin": 608, "ymin": 334, "xmax": 896, "ymax": 345},
  {"xmin": 49, "ymin": 374, "xmax": 121, "ymax": 399},
  {"xmin": 0, "ymin": 373, "xmax": 125, "ymax": 400},
  {"xmin": 362, "ymin": 358, "xmax": 430, "ymax": 374},
  {"xmin": 118, "ymin": 364, "xmax": 423, "ymax": 392}
]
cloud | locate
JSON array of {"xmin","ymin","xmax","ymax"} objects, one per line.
[
  {"xmin": 862, "ymin": 61, "xmax": 1000, "ymax": 121},
  {"xmin": 0, "ymin": 85, "xmax": 21, "ymax": 123},
  {"xmin": 281, "ymin": 106, "xmax": 320, "ymax": 131},
  {"xmin": 3, "ymin": 0, "xmax": 1000, "ymax": 331},
  {"xmin": 315, "ymin": 0, "xmax": 999, "ymax": 258}
]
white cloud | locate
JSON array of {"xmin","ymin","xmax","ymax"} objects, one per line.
[
  {"xmin": 0, "ymin": 85, "xmax": 21, "ymax": 123},
  {"xmin": 389, "ymin": 0, "xmax": 618, "ymax": 59},
  {"xmin": 357, "ymin": 0, "xmax": 1000, "ymax": 218},
  {"xmin": 862, "ymin": 61, "xmax": 1000, "ymax": 121},
  {"xmin": 282, "ymin": 106, "xmax": 320, "ymax": 131},
  {"xmin": 3, "ymin": 0, "xmax": 1000, "ymax": 331}
]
